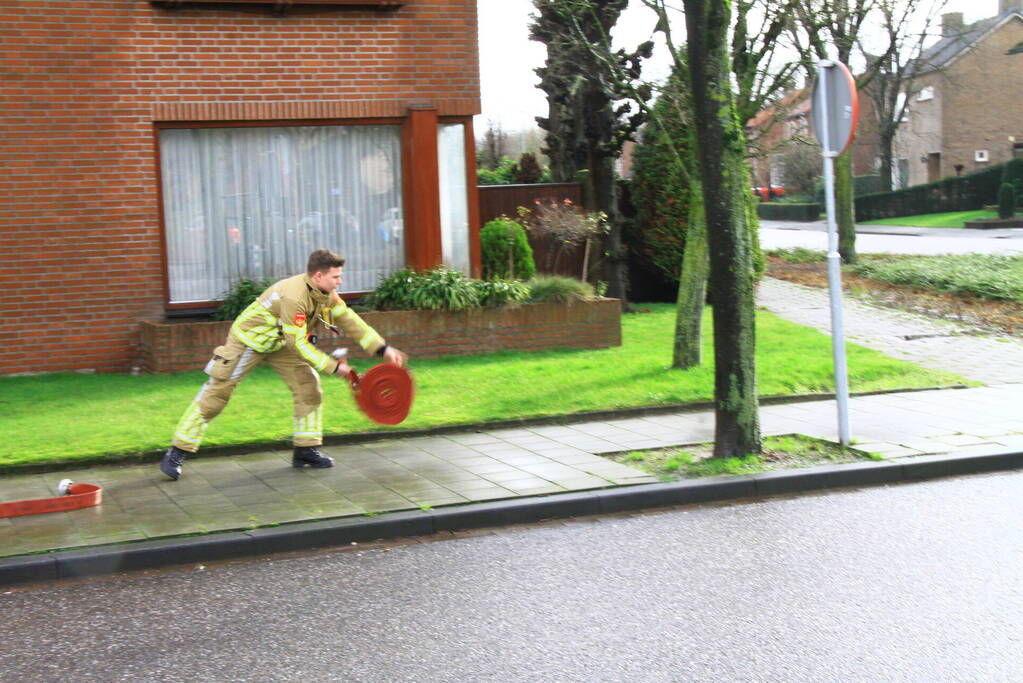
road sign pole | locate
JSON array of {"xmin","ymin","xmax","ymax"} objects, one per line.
[{"xmin": 817, "ymin": 60, "xmax": 852, "ymax": 447}]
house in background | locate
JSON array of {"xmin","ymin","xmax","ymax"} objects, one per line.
[
  {"xmin": 895, "ymin": 1, "xmax": 1023, "ymax": 188},
  {"xmin": 0, "ymin": 0, "xmax": 481, "ymax": 374},
  {"xmin": 746, "ymin": 87, "xmax": 880, "ymax": 194}
]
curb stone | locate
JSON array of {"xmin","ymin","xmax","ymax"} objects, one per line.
[{"xmin": 2, "ymin": 445, "xmax": 1020, "ymax": 588}]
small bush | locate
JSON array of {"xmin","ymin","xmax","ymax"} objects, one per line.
[
  {"xmin": 367, "ymin": 268, "xmax": 480, "ymax": 311},
  {"xmin": 517, "ymin": 199, "xmax": 606, "ymax": 277},
  {"xmin": 473, "ymin": 278, "xmax": 531, "ymax": 308},
  {"xmin": 527, "ymin": 275, "xmax": 594, "ymax": 303},
  {"xmin": 998, "ymin": 182, "xmax": 1016, "ymax": 219},
  {"xmin": 513, "ymin": 152, "xmax": 544, "ymax": 184},
  {"xmin": 1001, "ymin": 158, "xmax": 1023, "ymax": 202},
  {"xmin": 480, "ymin": 217, "xmax": 537, "ymax": 280},
  {"xmin": 476, "ymin": 156, "xmax": 518, "ymax": 186},
  {"xmin": 213, "ymin": 277, "xmax": 273, "ymax": 321}
]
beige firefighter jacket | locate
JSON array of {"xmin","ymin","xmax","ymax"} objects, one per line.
[{"xmin": 229, "ymin": 273, "xmax": 386, "ymax": 374}]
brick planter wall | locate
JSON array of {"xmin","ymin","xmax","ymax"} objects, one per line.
[{"xmin": 140, "ymin": 299, "xmax": 622, "ymax": 374}]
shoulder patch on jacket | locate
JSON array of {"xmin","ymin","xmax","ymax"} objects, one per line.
[{"xmin": 294, "ymin": 312, "xmax": 306, "ymax": 327}]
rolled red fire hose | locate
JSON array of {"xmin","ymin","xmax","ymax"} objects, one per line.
[
  {"xmin": 0, "ymin": 480, "xmax": 102, "ymax": 519},
  {"xmin": 348, "ymin": 364, "xmax": 414, "ymax": 425}
]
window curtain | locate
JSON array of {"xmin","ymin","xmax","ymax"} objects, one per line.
[
  {"xmin": 160, "ymin": 125, "xmax": 404, "ymax": 303},
  {"xmin": 437, "ymin": 123, "xmax": 470, "ymax": 274}
]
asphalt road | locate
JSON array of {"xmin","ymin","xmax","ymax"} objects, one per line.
[
  {"xmin": 760, "ymin": 219, "xmax": 1023, "ymax": 255},
  {"xmin": 4, "ymin": 472, "xmax": 1023, "ymax": 682}
]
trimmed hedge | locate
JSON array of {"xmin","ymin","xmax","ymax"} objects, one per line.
[
  {"xmin": 814, "ymin": 174, "xmax": 883, "ymax": 204},
  {"xmin": 855, "ymin": 163, "xmax": 1006, "ymax": 221},
  {"xmin": 756, "ymin": 202, "xmax": 822, "ymax": 221}
]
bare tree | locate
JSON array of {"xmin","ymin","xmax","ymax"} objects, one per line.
[{"xmin": 865, "ymin": 0, "xmax": 948, "ymax": 191}]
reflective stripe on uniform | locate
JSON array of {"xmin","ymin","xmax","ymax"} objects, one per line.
[
  {"xmin": 173, "ymin": 401, "xmax": 209, "ymax": 445},
  {"xmin": 293, "ymin": 405, "xmax": 323, "ymax": 440},
  {"xmin": 232, "ymin": 305, "xmax": 285, "ymax": 353},
  {"xmin": 330, "ymin": 304, "xmax": 383, "ymax": 351},
  {"xmin": 230, "ymin": 348, "xmax": 257, "ymax": 382},
  {"xmin": 281, "ymin": 323, "xmax": 330, "ymax": 371}
]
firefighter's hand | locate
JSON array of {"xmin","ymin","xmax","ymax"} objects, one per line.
[
  {"xmin": 383, "ymin": 346, "xmax": 407, "ymax": 368},
  {"xmin": 334, "ymin": 361, "xmax": 354, "ymax": 379}
]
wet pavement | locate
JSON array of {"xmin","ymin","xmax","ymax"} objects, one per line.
[
  {"xmin": 5, "ymin": 470, "xmax": 1023, "ymax": 681},
  {"xmin": 2, "ymin": 384, "xmax": 1022, "ymax": 559}
]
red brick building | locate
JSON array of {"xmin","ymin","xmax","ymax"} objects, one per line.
[
  {"xmin": 0, "ymin": 0, "xmax": 481, "ymax": 374},
  {"xmin": 747, "ymin": 85, "xmax": 880, "ymax": 192}
]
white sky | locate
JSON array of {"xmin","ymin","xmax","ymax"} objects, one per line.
[{"xmin": 474, "ymin": 0, "xmax": 999, "ymax": 132}]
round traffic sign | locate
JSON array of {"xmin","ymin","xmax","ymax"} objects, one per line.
[{"xmin": 810, "ymin": 61, "xmax": 859, "ymax": 156}]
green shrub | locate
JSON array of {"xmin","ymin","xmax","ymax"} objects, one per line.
[
  {"xmin": 855, "ymin": 163, "xmax": 1006, "ymax": 221},
  {"xmin": 367, "ymin": 267, "xmax": 481, "ymax": 311},
  {"xmin": 212, "ymin": 277, "xmax": 273, "ymax": 321},
  {"xmin": 998, "ymin": 183, "xmax": 1016, "ymax": 218},
  {"xmin": 813, "ymin": 174, "xmax": 882, "ymax": 204},
  {"xmin": 473, "ymin": 278, "xmax": 531, "ymax": 308},
  {"xmin": 628, "ymin": 73, "xmax": 690, "ymax": 292},
  {"xmin": 527, "ymin": 275, "xmax": 594, "ymax": 303},
  {"xmin": 480, "ymin": 217, "xmax": 537, "ymax": 280},
  {"xmin": 1001, "ymin": 158, "xmax": 1023, "ymax": 202},
  {"xmin": 476, "ymin": 156, "xmax": 518, "ymax": 186},
  {"xmin": 513, "ymin": 152, "xmax": 544, "ymax": 184},
  {"xmin": 756, "ymin": 202, "xmax": 822, "ymax": 221}
]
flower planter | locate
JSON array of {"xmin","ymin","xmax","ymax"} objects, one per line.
[{"xmin": 139, "ymin": 299, "xmax": 622, "ymax": 374}]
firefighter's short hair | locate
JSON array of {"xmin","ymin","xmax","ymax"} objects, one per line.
[{"xmin": 307, "ymin": 249, "xmax": 346, "ymax": 275}]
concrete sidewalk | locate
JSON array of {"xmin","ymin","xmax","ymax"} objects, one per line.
[
  {"xmin": 4, "ymin": 275, "xmax": 1022, "ymax": 582},
  {"xmin": 3, "ymin": 384, "xmax": 1022, "ymax": 564}
]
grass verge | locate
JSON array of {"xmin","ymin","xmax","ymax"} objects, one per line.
[
  {"xmin": 849, "ymin": 254, "xmax": 1023, "ymax": 303},
  {"xmin": 0, "ymin": 305, "xmax": 964, "ymax": 469},
  {"xmin": 767, "ymin": 249, "xmax": 1023, "ymax": 303},
  {"xmin": 859, "ymin": 209, "xmax": 998, "ymax": 228},
  {"xmin": 608, "ymin": 434, "xmax": 880, "ymax": 481}
]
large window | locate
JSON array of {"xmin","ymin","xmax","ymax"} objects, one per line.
[
  {"xmin": 160, "ymin": 124, "xmax": 404, "ymax": 304},
  {"xmin": 437, "ymin": 123, "xmax": 470, "ymax": 274}
]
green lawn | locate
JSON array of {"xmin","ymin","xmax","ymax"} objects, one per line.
[
  {"xmin": 850, "ymin": 254, "xmax": 1023, "ymax": 302},
  {"xmin": 860, "ymin": 209, "xmax": 997, "ymax": 228},
  {"xmin": 0, "ymin": 305, "xmax": 965, "ymax": 469}
]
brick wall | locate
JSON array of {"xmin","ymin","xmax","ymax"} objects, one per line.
[
  {"xmin": 0, "ymin": 0, "xmax": 480, "ymax": 375},
  {"xmin": 941, "ymin": 16, "xmax": 1023, "ymax": 178},
  {"xmin": 139, "ymin": 300, "xmax": 623, "ymax": 374}
]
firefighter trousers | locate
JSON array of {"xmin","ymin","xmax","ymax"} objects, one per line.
[{"xmin": 171, "ymin": 334, "xmax": 324, "ymax": 453}]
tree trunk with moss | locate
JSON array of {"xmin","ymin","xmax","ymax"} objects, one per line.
[
  {"xmin": 672, "ymin": 178, "xmax": 708, "ymax": 369},
  {"xmin": 835, "ymin": 149, "xmax": 857, "ymax": 264},
  {"xmin": 683, "ymin": 0, "xmax": 761, "ymax": 458}
]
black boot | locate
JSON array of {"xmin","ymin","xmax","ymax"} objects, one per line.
[
  {"xmin": 160, "ymin": 446, "xmax": 189, "ymax": 480},
  {"xmin": 292, "ymin": 446, "xmax": 334, "ymax": 469}
]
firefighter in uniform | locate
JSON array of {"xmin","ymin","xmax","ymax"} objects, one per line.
[{"xmin": 160, "ymin": 249, "xmax": 407, "ymax": 480}]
